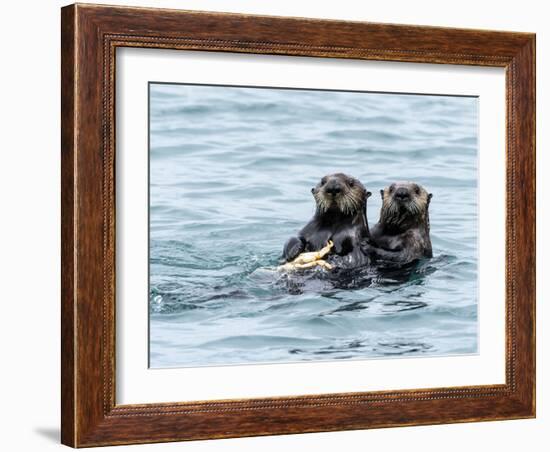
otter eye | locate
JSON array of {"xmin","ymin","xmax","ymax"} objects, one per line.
[
  {"xmin": 389, "ymin": 185, "xmax": 395, "ymax": 193},
  {"xmin": 348, "ymin": 180, "xmax": 355, "ymax": 187},
  {"xmin": 321, "ymin": 177, "xmax": 327, "ymax": 185},
  {"xmin": 415, "ymin": 186, "xmax": 420, "ymax": 195}
]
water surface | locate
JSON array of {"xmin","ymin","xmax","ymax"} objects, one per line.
[{"xmin": 149, "ymin": 83, "xmax": 478, "ymax": 368}]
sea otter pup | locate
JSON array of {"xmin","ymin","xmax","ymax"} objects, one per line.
[
  {"xmin": 282, "ymin": 173, "xmax": 371, "ymax": 269},
  {"xmin": 362, "ymin": 181, "xmax": 433, "ymax": 264}
]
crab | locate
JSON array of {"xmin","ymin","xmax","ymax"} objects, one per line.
[{"xmin": 277, "ymin": 240, "xmax": 334, "ymax": 272}]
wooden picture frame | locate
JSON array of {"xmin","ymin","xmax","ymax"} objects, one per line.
[{"xmin": 61, "ymin": 3, "xmax": 535, "ymax": 447}]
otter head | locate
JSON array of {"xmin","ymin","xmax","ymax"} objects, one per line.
[
  {"xmin": 311, "ymin": 173, "xmax": 371, "ymax": 216},
  {"xmin": 380, "ymin": 181, "xmax": 433, "ymax": 231}
]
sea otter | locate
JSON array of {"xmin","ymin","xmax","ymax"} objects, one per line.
[
  {"xmin": 362, "ymin": 181, "xmax": 433, "ymax": 264},
  {"xmin": 282, "ymin": 173, "xmax": 371, "ymax": 269}
]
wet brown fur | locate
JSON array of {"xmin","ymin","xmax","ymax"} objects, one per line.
[
  {"xmin": 363, "ymin": 181, "xmax": 433, "ymax": 264},
  {"xmin": 283, "ymin": 173, "xmax": 371, "ymax": 268}
]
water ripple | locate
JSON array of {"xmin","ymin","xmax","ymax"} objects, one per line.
[{"xmin": 148, "ymin": 83, "xmax": 479, "ymax": 368}]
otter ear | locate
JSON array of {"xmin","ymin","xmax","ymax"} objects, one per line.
[
  {"xmin": 380, "ymin": 189, "xmax": 384, "ymax": 199},
  {"xmin": 366, "ymin": 191, "xmax": 372, "ymax": 198}
]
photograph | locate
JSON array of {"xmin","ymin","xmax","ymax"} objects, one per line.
[
  {"xmin": 148, "ymin": 82, "xmax": 479, "ymax": 368},
  {"xmin": 53, "ymin": 1, "xmax": 536, "ymax": 448}
]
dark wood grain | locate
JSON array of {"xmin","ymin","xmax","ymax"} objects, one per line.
[
  {"xmin": 61, "ymin": 3, "xmax": 536, "ymax": 447},
  {"xmin": 60, "ymin": 5, "xmax": 76, "ymax": 447}
]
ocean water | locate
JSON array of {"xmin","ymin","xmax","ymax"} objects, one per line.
[{"xmin": 148, "ymin": 83, "xmax": 478, "ymax": 368}]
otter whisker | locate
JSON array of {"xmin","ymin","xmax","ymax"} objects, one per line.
[
  {"xmin": 340, "ymin": 192, "xmax": 356, "ymax": 215},
  {"xmin": 349, "ymin": 196, "xmax": 360, "ymax": 214}
]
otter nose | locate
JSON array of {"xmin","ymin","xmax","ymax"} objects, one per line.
[
  {"xmin": 325, "ymin": 183, "xmax": 342, "ymax": 196},
  {"xmin": 395, "ymin": 187, "xmax": 410, "ymax": 200}
]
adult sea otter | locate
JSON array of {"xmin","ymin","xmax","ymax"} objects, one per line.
[
  {"xmin": 282, "ymin": 173, "xmax": 371, "ymax": 269},
  {"xmin": 362, "ymin": 181, "xmax": 433, "ymax": 265}
]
